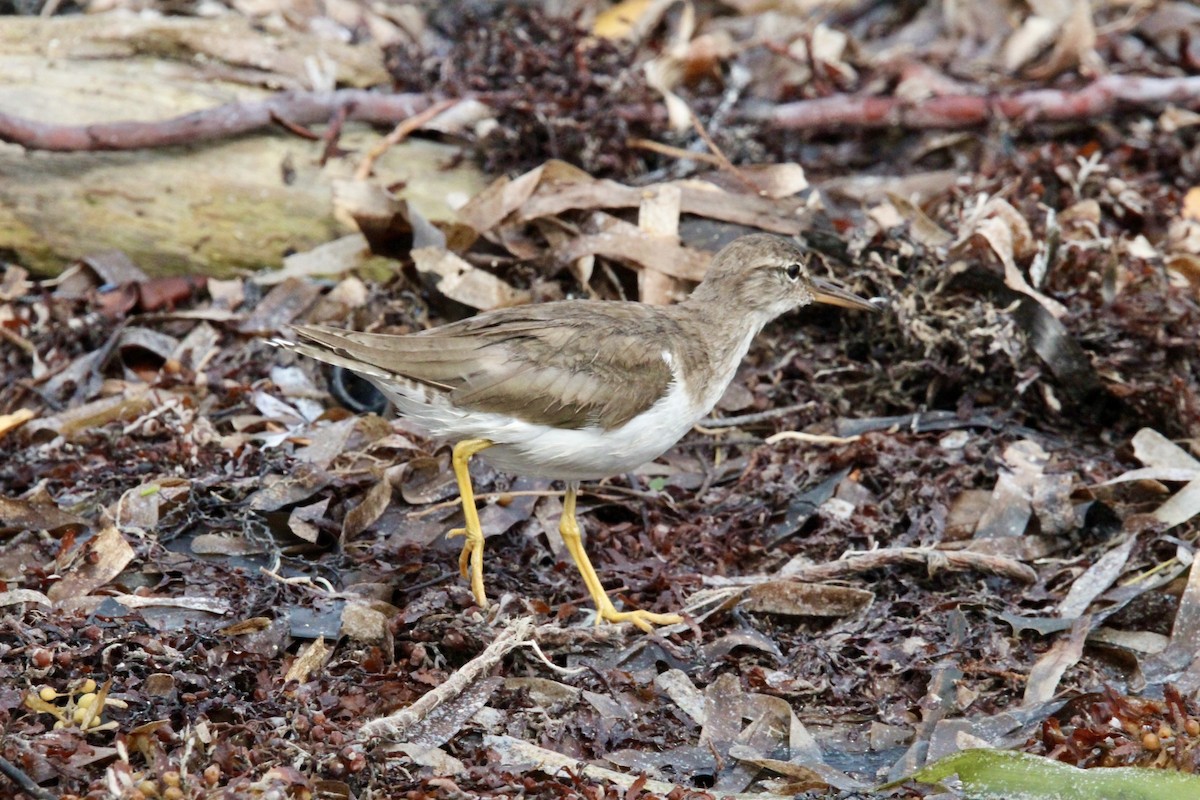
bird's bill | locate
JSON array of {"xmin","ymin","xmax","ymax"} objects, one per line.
[{"xmin": 810, "ymin": 278, "xmax": 878, "ymax": 312}]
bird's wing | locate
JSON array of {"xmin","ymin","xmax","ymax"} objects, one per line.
[{"xmin": 287, "ymin": 303, "xmax": 677, "ymax": 430}]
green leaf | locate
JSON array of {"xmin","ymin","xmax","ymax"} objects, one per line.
[
  {"xmin": 647, "ymin": 477, "xmax": 667, "ymax": 492},
  {"xmin": 903, "ymin": 749, "xmax": 1200, "ymax": 800}
]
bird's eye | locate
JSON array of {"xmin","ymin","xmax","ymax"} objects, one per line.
[{"xmin": 784, "ymin": 263, "xmax": 803, "ymax": 281}]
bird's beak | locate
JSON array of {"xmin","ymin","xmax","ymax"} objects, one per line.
[{"xmin": 810, "ymin": 278, "xmax": 879, "ymax": 312}]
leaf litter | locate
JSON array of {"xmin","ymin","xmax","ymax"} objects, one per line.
[{"xmin": 1, "ymin": 1, "xmax": 1200, "ymax": 799}]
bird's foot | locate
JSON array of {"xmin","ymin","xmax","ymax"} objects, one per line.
[
  {"xmin": 593, "ymin": 601, "xmax": 683, "ymax": 633},
  {"xmin": 446, "ymin": 526, "xmax": 488, "ymax": 609}
]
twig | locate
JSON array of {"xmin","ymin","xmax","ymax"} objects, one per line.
[
  {"xmin": 0, "ymin": 755, "xmax": 55, "ymax": 800},
  {"xmin": 519, "ymin": 641, "xmax": 588, "ymax": 677},
  {"xmin": 0, "ymin": 90, "xmax": 433, "ymax": 152},
  {"xmin": 358, "ymin": 616, "xmax": 533, "ymax": 741},
  {"xmin": 701, "ymin": 546, "xmax": 1037, "ymax": 585},
  {"xmin": 626, "ymin": 136, "xmax": 724, "ymax": 167},
  {"xmin": 698, "ymin": 401, "xmax": 816, "ymax": 429},
  {"xmin": 765, "ymin": 430, "xmax": 861, "ymax": 446},
  {"xmin": 689, "ymin": 111, "xmax": 760, "ymax": 195},
  {"xmin": 761, "ymin": 74, "xmax": 1200, "ymax": 133},
  {"xmin": 259, "ymin": 557, "xmax": 337, "ymax": 594},
  {"xmin": 355, "ymin": 98, "xmax": 459, "ymax": 180},
  {"xmin": 484, "ymin": 735, "xmax": 792, "ymax": 800},
  {"xmin": 317, "ymin": 101, "xmax": 352, "ymax": 166}
]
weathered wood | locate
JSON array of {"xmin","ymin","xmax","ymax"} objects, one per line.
[{"xmin": 0, "ymin": 15, "xmax": 487, "ymax": 277}]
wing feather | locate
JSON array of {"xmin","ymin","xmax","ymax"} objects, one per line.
[{"xmin": 288, "ymin": 302, "xmax": 677, "ymax": 430}]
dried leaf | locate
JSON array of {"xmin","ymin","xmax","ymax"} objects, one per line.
[
  {"xmin": 1131, "ymin": 428, "xmax": 1200, "ymax": 471},
  {"xmin": 191, "ymin": 534, "xmax": 268, "ymax": 556},
  {"xmin": 411, "ymin": 246, "xmax": 530, "ymax": 311},
  {"xmin": 1026, "ymin": 0, "xmax": 1099, "ymax": 79},
  {"xmin": 1058, "ymin": 535, "xmax": 1138, "ymax": 619},
  {"xmin": 1023, "ymin": 615, "xmax": 1090, "ymax": 706},
  {"xmin": 113, "ymin": 480, "xmax": 190, "ymax": 531},
  {"xmin": 484, "ymin": 735, "xmax": 729, "ymax": 799},
  {"xmin": 27, "ymin": 387, "xmax": 153, "ymax": 442},
  {"xmin": 1107, "ymin": 430, "xmax": 1200, "ymax": 528},
  {"xmin": 637, "ymin": 183, "xmax": 683, "ymax": 306},
  {"xmin": 284, "ymin": 636, "xmax": 330, "ymax": 684},
  {"xmin": 237, "ymin": 277, "xmax": 322, "ymax": 334},
  {"xmin": 593, "ymin": 0, "xmax": 671, "ymax": 40},
  {"xmin": 653, "ymin": 669, "xmax": 706, "ymax": 725},
  {"xmin": 557, "ymin": 213, "xmax": 710, "ymax": 281},
  {"xmin": 0, "ymin": 408, "xmax": 36, "ymax": 441},
  {"xmin": 113, "ymin": 594, "xmax": 230, "ymax": 614},
  {"xmin": 1153, "ymin": 480, "xmax": 1200, "ymax": 528},
  {"xmin": 504, "ymin": 677, "xmax": 582, "ymax": 708},
  {"xmin": 974, "ymin": 441, "xmax": 1049, "ymax": 539},
  {"xmin": 341, "ymin": 476, "xmax": 394, "ymax": 541},
  {"xmin": 47, "ymin": 527, "xmax": 134, "ymax": 603},
  {"xmin": 0, "ymin": 494, "xmax": 87, "ymax": 534},
  {"xmin": 294, "ymin": 417, "xmax": 359, "ymax": 468},
  {"xmin": 247, "ymin": 464, "xmax": 333, "ymax": 512},
  {"xmin": 0, "ymin": 589, "xmax": 51, "ymax": 607},
  {"xmin": 288, "ymin": 498, "xmax": 330, "ymax": 543},
  {"xmin": 886, "ymin": 193, "xmax": 954, "ymax": 248}
]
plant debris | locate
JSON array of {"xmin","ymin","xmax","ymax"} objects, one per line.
[{"xmin": 1, "ymin": 1, "xmax": 1200, "ymax": 799}]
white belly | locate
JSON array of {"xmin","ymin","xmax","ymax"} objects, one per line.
[
  {"xmin": 375, "ymin": 373, "xmax": 704, "ymax": 480},
  {"xmin": 469, "ymin": 378, "xmax": 701, "ymax": 480}
]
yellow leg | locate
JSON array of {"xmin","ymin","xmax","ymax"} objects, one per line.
[
  {"xmin": 445, "ymin": 438, "xmax": 493, "ymax": 609},
  {"xmin": 558, "ymin": 483, "xmax": 683, "ymax": 633}
]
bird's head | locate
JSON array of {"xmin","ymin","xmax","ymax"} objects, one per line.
[{"xmin": 690, "ymin": 234, "xmax": 877, "ymax": 321}]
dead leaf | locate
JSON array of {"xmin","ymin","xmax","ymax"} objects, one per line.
[
  {"xmin": 284, "ymin": 636, "xmax": 330, "ymax": 684},
  {"xmin": 0, "ymin": 494, "xmax": 88, "ymax": 535},
  {"xmin": 341, "ymin": 473, "xmax": 395, "ymax": 541},
  {"xmin": 113, "ymin": 479, "xmax": 190, "ymax": 531},
  {"xmin": 47, "ymin": 527, "xmax": 134, "ymax": 603},
  {"xmin": 218, "ymin": 617, "xmax": 273, "ymax": 636},
  {"xmin": 886, "ymin": 193, "xmax": 954, "ymax": 248},
  {"xmin": 637, "ymin": 183, "xmax": 683, "ymax": 305},
  {"xmin": 247, "ymin": 464, "xmax": 333, "ymax": 511},
  {"xmin": 289, "ymin": 498, "xmax": 330, "ymax": 543},
  {"xmin": 974, "ymin": 440, "xmax": 1049, "ymax": 539},
  {"xmin": 1022, "ymin": 615, "xmax": 1090, "ymax": 706},
  {"xmin": 0, "ymin": 264, "xmax": 31, "ymax": 301},
  {"xmin": 257, "ymin": 235, "xmax": 374, "ymax": 287},
  {"xmin": 113, "ymin": 594, "xmax": 230, "ymax": 614},
  {"xmin": 0, "ymin": 589, "xmax": 51, "ymax": 607},
  {"xmin": 593, "ymin": 0, "xmax": 671, "ymax": 40},
  {"xmin": 1026, "ymin": 0, "xmax": 1100, "ymax": 79},
  {"xmin": 1104, "ymin": 429, "xmax": 1200, "ymax": 529},
  {"xmin": 341, "ymin": 599, "xmax": 393, "ymax": 643},
  {"xmin": 191, "ymin": 534, "xmax": 268, "ymax": 556},
  {"xmin": 26, "ymin": 387, "xmax": 154, "ymax": 442},
  {"xmin": 411, "ymin": 247, "xmax": 530, "ymax": 310},
  {"xmin": 558, "ymin": 213, "xmax": 711, "ymax": 281},
  {"xmin": 0, "ymin": 408, "xmax": 36, "ymax": 440},
  {"xmin": 237, "ymin": 277, "xmax": 322, "ymax": 334},
  {"xmin": 1058, "ymin": 535, "xmax": 1138, "ymax": 619},
  {"xmin": 653, "ymin": 669, "xmax": 706, "ymax": 725}
]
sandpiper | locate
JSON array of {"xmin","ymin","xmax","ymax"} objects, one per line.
[{"xmin": 274, "ymin": 234, "xmax": 876, "ymax": 631}]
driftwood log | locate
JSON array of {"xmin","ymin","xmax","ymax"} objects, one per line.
[{"xmin": 0, "ymin": 15, "xmax": 486, "ymax": 277}]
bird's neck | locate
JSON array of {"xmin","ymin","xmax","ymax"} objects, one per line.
[{"xmin": 664, "ymin": 298, "xmax": 769, "ymax": 416}]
